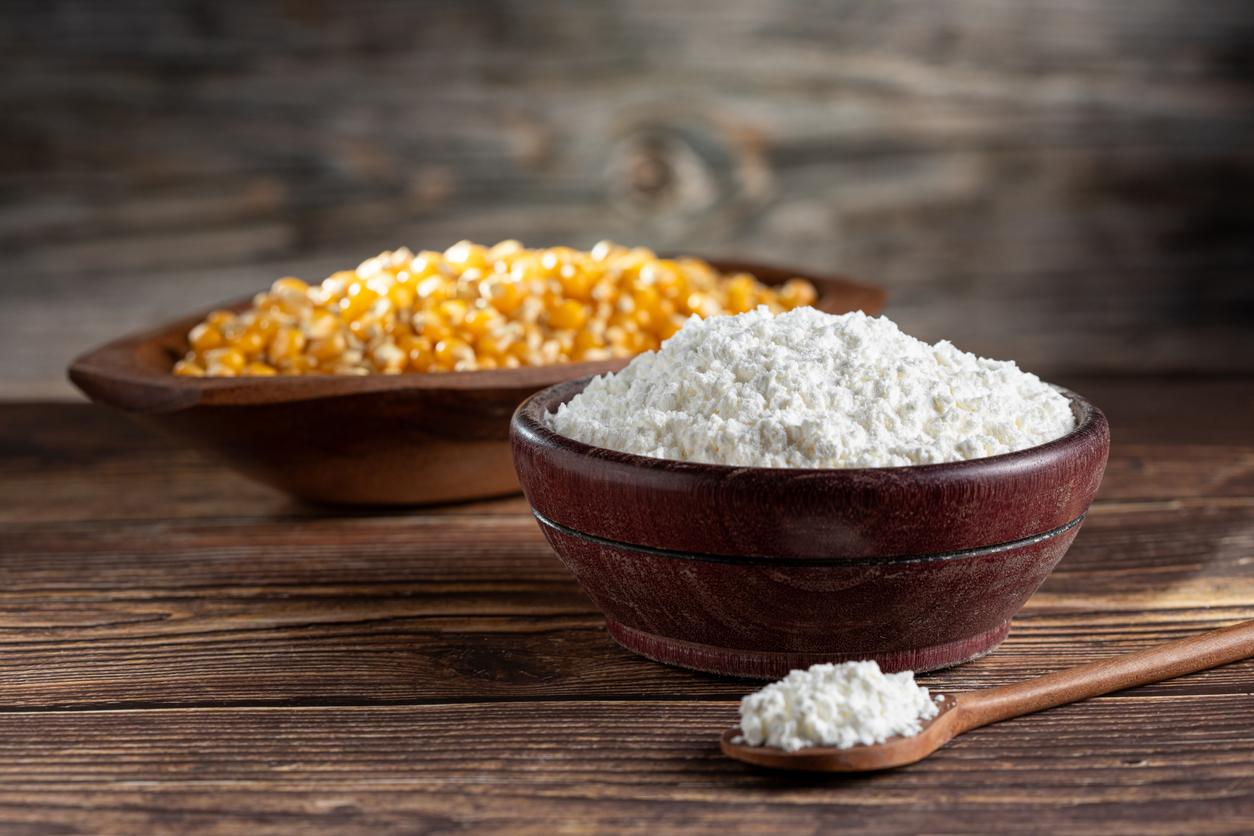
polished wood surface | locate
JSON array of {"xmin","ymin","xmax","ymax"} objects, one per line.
[
  {"xmin": 721, "ymin": 620, "xmax": 1254, "ymax": 771},
  {"xmin": 0, "ymin": 375, "xmax": 1251, "ymax": 832}
]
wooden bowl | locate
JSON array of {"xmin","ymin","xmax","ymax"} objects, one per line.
[
  {"xmin": 510, "ymin": 379, "xmax": 1110, "ymax": 677},
  {"xmin": 68, "ymin": 260, "xmax": 884, "ymax": 505}
]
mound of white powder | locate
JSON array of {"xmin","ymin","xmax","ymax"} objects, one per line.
[
  {"xmin": 547, "ymin": 307, "xmax": 1074, "ymax": 468},
  {"xmin": 737, "ymin": 661, "xmax": 940, "ymax": 751}
]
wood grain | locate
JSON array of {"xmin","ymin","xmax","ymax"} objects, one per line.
[
  {"xmin": 0, "ymin": 699, "xmax": 1250, "ymax": 834},
  {"xmin": 2, "ymin": 0, "xmax": 1253, "ymax": 397},
  {"xmin": 0, "ymin": 376, "xmax": 1252, "ymax": 832}
]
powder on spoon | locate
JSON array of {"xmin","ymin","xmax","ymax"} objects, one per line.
[
  {"xmin": 546, "ymin": 307, "xmax": 1075, "ymax": 468},
  {"xmin": 737, "ymin": 661, "xmax": 940, "ymax": 751}
]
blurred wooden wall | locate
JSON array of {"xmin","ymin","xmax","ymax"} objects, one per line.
[{"xmin": 2, "ymin": 0, "xmax": 1252, "ymax": 395}]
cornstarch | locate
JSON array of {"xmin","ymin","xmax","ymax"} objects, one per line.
[
  {"xmin": 737, "ymin": 661, "xmax": 940, "ymax": 751},
  {"xmin": 546, "ymin": 307, "xmax": 1075, "ymax": 467}
]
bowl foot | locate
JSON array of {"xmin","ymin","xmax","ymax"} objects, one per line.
[{"xmin": 605, "ymin": 618, "xmax": 1012, "ymax": 679}]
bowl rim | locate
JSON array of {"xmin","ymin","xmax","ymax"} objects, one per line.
[
  {"xmin": 514, "ymin": 376, "xmax": 1103, "ymax": 478},
  {"xmin": 67, "ymin": 257, "xmax": 885, "ymax": 413}
]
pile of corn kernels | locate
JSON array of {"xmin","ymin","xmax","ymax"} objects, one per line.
[{"xmin": 174, "ymin": 240, "xmax": 818, "ymax": 376}]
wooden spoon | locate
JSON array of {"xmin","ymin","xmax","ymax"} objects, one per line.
[{"xmin": 721, "ymin": 619, "xmax": 1254, "ymax": 772}]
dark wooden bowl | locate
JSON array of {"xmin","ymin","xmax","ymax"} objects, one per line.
[
  {"xmin": 68, "ymin": 260, "xmax": 884, "ymax": 505},
  {"xmin": 510, "ymin": 379, "xmax": 1110, "ymax": 677}
]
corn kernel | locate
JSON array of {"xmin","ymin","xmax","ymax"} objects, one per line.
[
  {"xmin": 189, "ymin": 323, "xmax": 223, "ymax": 353},
  {"xmin": 308, "ymin": 332, "xmax": 347, "ymax": 362},
  {"xmin": 444, "ymin": 240, "xmax": 488, "ymax": 271},
  {"xmin": 206, "ymin": 309, "xmax": 236, "ymax": 329},
  {"xmin": 341, "ymin": 284, "xmax": 379, "ymax": 321},
  {"xmin": 548, "ymin": 299, "xmax": 587, "ymax": 331},
  {"xmin": 780, "ymin": 277, "xmax": 818, "ymax": 308},
  {"xmin": 435, "ymin": 337, "xmax": 474, "ymax": 368},
  {"xmin": 268, "ymin": 328, "xmax": 305, "ymax": 365},
  {"xmin": 204, "ymin": 347, "xmax": 245, "ymax": 374}
]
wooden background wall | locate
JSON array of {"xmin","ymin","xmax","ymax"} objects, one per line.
[{"xmin": 2, "ymin": 0, "xmax": 1252, "ymax": 396}]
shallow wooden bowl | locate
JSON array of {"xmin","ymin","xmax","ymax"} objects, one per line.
[
  {"xmin": 511, "ymin": 379, "xmax": 1110, "ymax": 677},
  {"xmin": 68, "ymin": 260, "xmax": 883, "ymax": 505}
]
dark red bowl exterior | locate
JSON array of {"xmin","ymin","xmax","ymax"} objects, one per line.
[{"xmin": 510, "ymin": 378, "xmax": 1110, "ymax": 677}]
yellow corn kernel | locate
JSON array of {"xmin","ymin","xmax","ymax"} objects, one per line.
[
  {"xmin": 174, "ymin": 359, "xmax": 205, "ymax": 376},
  {"xmin": 388, "ymin": 282, "xmax": 416, "ymax": 311},
  {"xmin": 437, "ymin": 299, "xmax": 469, "ymax": 324},
  {"xmin": 206, "ymin": 309, "xmax": 236, "ymax": 329},
  {"xmin": 204, "ymin": 347, "xmax": 246, "ymax": 374},
  {"xmin": 349, "ymin": 314, "xmax": 387, "ymax": 343},
  {"xmin": 243, "ymin": 362, "xmax": 277, "ymax": 376},
  {"xmin": 589, "ymin": 240, "xmax": 618, "ymax": 262},
  {"xmin": 372, "ymin": 341, "xmax": 407, "ymax": 374},
  {"xmin": 488, "ymin": 239, "xmax": 524, "ymax": 260},
  {"xmin": 189, "ymin": 323, "xmax": 223, "ymax": 353},
  {"xmin": 341, "ymin": 283, "xmax": 380, "ymax": 321},
  {"xmin": 268, "ymin": 328, "xmax": 306, "ymax": 365},
  {"xmin": 282, "ymin": 355, "xmax": 316, "ymax": 374},
  {"xmin": 435, "ymin": 337, "xmax": 474, "ymax": 368},
  {"xmin": 475, "ymin": 330, "xmax": 511, "ymax": 359},
  {"xmin": 572, "ymin": 329, "xmax": 603, "ymax": 355},
  {"xmin": 444, "ymin": 240, "xmax": 488, "ymax": 271},
  {"xmin": 251, "ymin": 314, "xmax": 280, "ymax": 340},
  {"xmin": 780, "ymin": 277, "xmax": 818, "ymax": 308},
  {"xmin": 726, "ymin": 275, "xmax": 757, "ymax": 313},
  {"xmin": 657, "ymin": 314, "xmax": 686, "ymax": 340},
  {"xmin": 235, "ymin": 329, "xmax": 267, "ymax": 356},
  {"xmin": 308, "ymin": 332, "xmax": 347, "ymax": 362},
  {"xmin": 405, "ymin": 336, "xmax": 435, "ymax": 371},
  {"xmin": 483, "ymin": 277, "xmax": 525, "ymax": 315},
  {"xmin": 548, "ymin": 299, "xmax": 587, "ymax": 331},
  {"xmin": 416, "ymin": 314, "xmax": 453, "ymax": 345},
  {"xmin": 272, "ymin": 276, "xmax": 309, "ymax": 296},
  {"xmin": 462, "ymin": 307, "xmax": 498, "ymax": 337}
]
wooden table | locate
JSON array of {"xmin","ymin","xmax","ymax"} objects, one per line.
[{"xmin": 1, "ymin": 376, "xmax": 1252, "ymax": 834}]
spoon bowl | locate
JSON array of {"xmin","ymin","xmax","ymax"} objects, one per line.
[{"xmin": 720, "ymin": 700, "xmax": 963, "ymax": 772}]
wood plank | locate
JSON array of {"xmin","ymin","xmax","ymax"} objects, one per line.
[
  {"xmin": 0, "ymin": 499, "xmax": 1248, "ymax": 708},
  {"xmin": 0, "ymin": 697, "xmax": 1249, "ymax": 834}
]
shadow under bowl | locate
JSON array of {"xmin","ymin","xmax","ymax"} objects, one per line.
[
  {"xmin": 511, "ymin": 378, "xmax": 1110, "ymax": 677},
  {"xmin": 68, "ymin": 259, "xmax": 884, "ymax": 505}
]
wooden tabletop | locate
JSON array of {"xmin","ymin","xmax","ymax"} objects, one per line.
[{"xmin": 1, "ymin": 376, "xmax": 1252, "ymax": 834}]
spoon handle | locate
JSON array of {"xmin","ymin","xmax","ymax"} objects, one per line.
[{"xmin": 954, "ymin": 619, "xmax": 1254, "ymax": 732}]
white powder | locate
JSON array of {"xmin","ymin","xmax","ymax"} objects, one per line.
[
  {"xmin": 737, "ymin": 661, "xmax": 939, "ymax": 751},
  {"xmin": 547, "ymin": 307, "xmax": 1074, "ymax": 468}
]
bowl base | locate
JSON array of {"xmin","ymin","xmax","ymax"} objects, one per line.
[{"xmin": 605, "ymin": 618, "xmax": 1011, "ymax": 679}]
